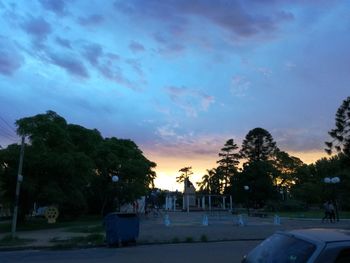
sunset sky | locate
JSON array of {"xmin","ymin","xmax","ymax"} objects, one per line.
[{"xmin": 0, "ymin": 1, "xmax": 349, "ymax": 190}]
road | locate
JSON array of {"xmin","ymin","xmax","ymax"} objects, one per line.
[{"xmin": 0, "ymin": 241, "xmax": 260, "ymax": 263}]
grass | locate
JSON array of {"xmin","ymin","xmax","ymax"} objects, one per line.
[
  {"xmin": 65, "ymin": 225, "xmax": 104, "ymax": 234},
  {"xmin": 200, "ymin": 234, "xmax": 208, "ymax": 242},
  {"xmin": 50, "ymin": 233, "xmax": 105, "ymax": 249},
  {"xmin": 0, "ymin": 234, "xmax": 35, "ymax": 247},
  {"xmin": 268, "ymin": 210, "xmax": 350, "ymax": 219},
  {"xmin": 185, "ymin": 236, "xmax": 193, "ymax": 243},
  {"xmin": 0, "ymin": 215, "xmax": 102, "ymax": 233},
  {"xmin": 171, "ymin": 237, "xmax": 179, "ymax": 243}
]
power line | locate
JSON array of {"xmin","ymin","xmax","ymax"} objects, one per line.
[
  {"xmin": 0, "ymin": 114, "xmax": 17, "ymax": 134},
  {"xmin": 0, "ymin": 114, "xmax": 18, "ymax": 141}
]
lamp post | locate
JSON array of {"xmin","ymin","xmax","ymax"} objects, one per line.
[
  {"xmin": 280, "ymin": 189, "xmax": 284, "ymax": 201},
  {"xmin": 324, "ymin": 177, "xmax": 340, "ymax": 221},
  {"xmin": 244, "ymin": 185, "xmax": 250, "ymax": 215}
]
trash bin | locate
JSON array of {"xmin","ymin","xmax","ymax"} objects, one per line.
[{"xmin": 104, "ymin": 212, "xmax": 139, "ymax": 247}]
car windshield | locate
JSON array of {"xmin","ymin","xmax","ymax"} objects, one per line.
[{"xmin": 245, "ymin": 233, "xmax": 316, "ymax": 263}]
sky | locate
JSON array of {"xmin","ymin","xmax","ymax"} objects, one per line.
[{"xmin": 0, "ymin": 0, "xmax": 349, "ymax": 191}]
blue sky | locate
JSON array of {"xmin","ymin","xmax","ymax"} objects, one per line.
[{"xmin": 0, "ymin": 0, "xmax": 349, "ymax": 190}]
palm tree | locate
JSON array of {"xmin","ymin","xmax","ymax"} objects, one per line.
[{"xmin": 176, "ymin": 166, "xmax": 193, "ymax": 183}]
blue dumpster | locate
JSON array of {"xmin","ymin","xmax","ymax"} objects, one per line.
[{"xmin": 104, "ymin": 213, "xmax": 139, "ymax": 247}]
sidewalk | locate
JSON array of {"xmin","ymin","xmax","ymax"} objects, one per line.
[{"xmin": 1, "ymin": 211, "xmax": 349, "ymax": 250}]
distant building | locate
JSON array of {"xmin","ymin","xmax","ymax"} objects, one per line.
[{"xmin": 183, "ymin": 178, "xmax": 196, "ymax": 208}]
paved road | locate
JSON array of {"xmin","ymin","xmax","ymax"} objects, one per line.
[{"xmin": 0, "ymin": 241, "xmax": 260, "ymax": 263}]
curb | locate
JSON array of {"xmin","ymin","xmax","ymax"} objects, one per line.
[{"xmin": 0, "ymin": 238, "xmax": 266, "ymax": 252}]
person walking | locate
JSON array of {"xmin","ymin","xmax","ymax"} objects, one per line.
[
  {"xmin": 322, "ymin": 201, "xmax": 330, "ymax": 223},
  {"xmin": 329, "ymin": 201, "xmax": 336, "ymax": 223}
]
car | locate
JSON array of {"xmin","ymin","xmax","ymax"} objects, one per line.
[{"xmin": 242, "ymin": 228, "xmax": 350, "ymax": 263}]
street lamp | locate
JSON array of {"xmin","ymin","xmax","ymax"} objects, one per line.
[
  {"xmin": 324, "ymin": 176, "xmax": 341, "ymax": 221},
  {"xmin": 244, "ymin": 185, "xmax": 250, "ymax": 215},
  {"xmin": 112, "ymin": 175, "xmax": 119, "ymax": 183}
]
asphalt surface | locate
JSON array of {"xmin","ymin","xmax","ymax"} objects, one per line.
[{"xmin": 0, "ymin": 240, "xmax": 260, "ymax": 263}]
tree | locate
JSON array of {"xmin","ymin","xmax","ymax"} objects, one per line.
[
  {"xmin": 272, "ymin": 150, "xmax": 304, "ymax": 189},
  {"xmin": 234, "ymin": 161, "xmax": 276, "ymax": 207},
  {"xmin": 176, "ymin": 166, "xmax": 193, "ymax": 183},
  {"xmin": 197, "ymin": 169, "xmax": 214, "ymax": 194},
  {"xmin": 91, "ymin": 137, "xmax": 156, "ymax": 215},
  {"xmin": 240, "ymin": 128, "xmax": 277, "ymax": 163},
  {"xmin": 216, "ymin": 139, "xmax": 240, "ymax": 192},
  {"xmin": 0, "ymin": 111, "xmax": 157, "ymax": 219},
  {"xmin": 325, "ymin": 96, "xmax": 350, "ymax": 157}
]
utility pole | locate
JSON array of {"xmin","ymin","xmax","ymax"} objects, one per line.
[{"xmin": 11, "ymin": 136, "xmax": 25, "ymax": 238}]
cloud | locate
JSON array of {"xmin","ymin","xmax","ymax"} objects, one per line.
[
  {"xmin": 114, "ymin": 0, "xmax": 294, "ymax": 42},
  {"xmin": 0, "ymin": 38, "xmax": 23, "ymax": 76},
  {"xmin": 158, "ymin": 43, "xmax": 186, "ymax": 56},
  {"xmin": 21, "ymin": 17, "xmax": 52, "ymax": 42},
  {"xmin": 230, "ymin": 75, "xmax": 251, "ymax": 97},
  {"xmin": 257, "ymin": 67, "xmax": 272, "ymax": 77},
  {"xmin": 39, "ymin": 0, "xmax": 67, "ymax": 16},
  {"xmin": 129, "ymin": 41, "xmax": 145, "ymax": 53},
  {"xmin": 285, "ymin": 61, "xmax": 296, "ymax": 70},
  {"xmin": 152, "ymin": 129, "xmax": 231, "ymax": 158},
  {"xmin": 83, "ymin": 43, "xmax": 103, "ymax": 66},
  {"xmin": 55, "ymin": 37, "xmax": 72, "ymax": 49},
  {"xmin": 165, "ymin": 86, "xmax": 214, "ymax": 117},
  {"xmin": 98, "ymin": 64, "xmax": 135, "ymax": 90},
  {"xmin": 274, "ymin": 128, "xmax": 327, "ymax": 152},
  {"xmin": 49, "ymin": 53, "xmax": 89, "ymax": 78},
  {"xmin": 126, "ymin": 59, "xmax": 143, "ymax": 76},
  {"xmin": 78, "ymin": 14, "xmax": 104, "ymax": 26}
]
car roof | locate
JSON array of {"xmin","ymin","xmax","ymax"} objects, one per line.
[{"xmin": 287, "ymin": 228, "xmax": 350, "ymax": 243}]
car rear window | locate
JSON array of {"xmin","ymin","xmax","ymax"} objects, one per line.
[{"xmin": 245, "ymin": 233, "xmax": 316, "ymax": 263}]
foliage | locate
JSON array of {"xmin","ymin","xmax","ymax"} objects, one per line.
[
  {"xmin": 232, "ymin": 161, "xmax": 277, "ymax": 207},
  {"xmin": 0, "ymin": 111, "xmax": 156, "ymax": 219},
  {"xmin": 325, "ymin": 96, "xmax": 350, "ymax": 157},
  {"xmin": 216, "ymin": 139, "xmax": 240, "ymax": 193},
  {"xmin": 176, "ymin": 166, "xmax": 193, "ymax": 183},
  {"xmin": 271, "ymin": 150, "xmax": 304, "ymax": 190},
  {"xmin": 197, "ymin": 168, "xmax": 219, "ymax": 194},
  {"xmin": 240, "ymin": 127, "xmax": 278, "ymax": 162}
]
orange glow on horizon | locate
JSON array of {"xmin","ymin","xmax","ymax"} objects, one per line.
[{"xmin": 146, "ymin": 150, "xmax": 329, "ymax": 191}]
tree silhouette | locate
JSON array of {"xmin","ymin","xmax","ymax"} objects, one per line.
[
  {"xmin": 325, "ymin": 96, "xmax": 350, "ymax": 157},
  {"xmin": 197, "ymin": 169, "xmax": 213, "ymax": 194},
  {"xmin": 217, "ymin": 139, "xmax": 240, "ymax": 191},
  {"xmin": 176, "ymin": 166, "xmax": 193, "ymax": 183},
  {"xmin": 240, "ymin": 127, "xmax": 277, "ymax": 163}
]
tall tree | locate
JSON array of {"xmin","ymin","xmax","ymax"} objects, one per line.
[
  {"xmin": 176, "ymin": 166, "xmax": 193, "ymax": 183},
  {"xmin": 325, "ymin": 96, "xmax": 350, "ymax": 157},
  {"xmin": 217, "ymin": 139, "xmax": 240, "ymax": 191},
  {"xmin": 240, "ymin": 127, "xmax": 277, "ymax": 163}
]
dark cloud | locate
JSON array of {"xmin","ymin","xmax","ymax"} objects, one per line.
[
  {"xmin": 83, "ymin": 43, "xmax": 103, "ymax": 66},
  {"xmin": 22, "ymin": 17, "xmax": 52, "ymax": 41},
  {"xmin": 49, "ymin": 53, "xmax": 89, "ymax": 78},
  {"xmin": 274, "ymin": 129, "xmax": 326, "ymax": 152},
  {"xmin": 114, "ymin": 0, "xmax": 294, "ymax": 39},
  {"xmin": 39, "ymin": 0, "xmax": 66, "ymax": 16},
  {"xmin": 129, "ymin": 41, "xmax": 145, "ymax": 53},
  {"xmin": 55, "ymin": 37, "xmax": 72, "ymax": 49},
  {"xmin": 98, "ymin": 64, "xmax": 135, "ymax": 90},
  {"xmin": 78, "ymin": 14, "xmax": 104, "ymax": 26},
  {"xmin": 0, "ymin": 38, "xmax": 23, "ymax": 76}
]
